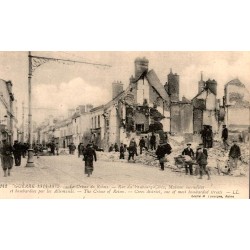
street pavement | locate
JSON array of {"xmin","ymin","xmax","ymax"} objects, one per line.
[{"xmin": 0, "ymin": 152, "xmax": 248, "ymax": 198}]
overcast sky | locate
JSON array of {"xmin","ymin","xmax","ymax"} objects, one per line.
[{"xmin": 0, "ymin": 51, "xmax": 249, "ymax": 123}]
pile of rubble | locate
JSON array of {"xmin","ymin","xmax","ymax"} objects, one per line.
[{"xmin": 97, "ymin": 137, "xmax": 249, "ymax": 177}]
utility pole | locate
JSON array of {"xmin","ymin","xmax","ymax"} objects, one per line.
[
  {"xmin": 26, "ymin": 51, "xmax": 35, "ymax": 167},
  {"xmin": 25, "ymin": 52, "xmax": 111, "ymax": 168}
]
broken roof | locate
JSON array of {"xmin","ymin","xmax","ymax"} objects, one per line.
[{"xmin": 145, "ymin": 69, "xmax": 169, "ymax": 101}]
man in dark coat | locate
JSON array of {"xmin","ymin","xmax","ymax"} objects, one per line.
[
  {"xmin": 13, "ymin": 140, "xmax": 22, "ymax": 166},
  {"xmin": 139, "ymin": 137, "xmax": 146, "ymax": 154},
  {"xmin": 195, "ymin": 143, "xmax": 208, "ymax": 176},
  {"xmin": 83, "ymin": 144, "xmax": 97, "ymax": 177},
  {"xmin": 155, "ymin": 142, "xmax": 172, "ymax": 171},
  {"xmin": 150, "ymin": 132, "xmax": 156, "ymax": 150},
  {"xmin": 119, "ymin": 143, "xmax": 125, "ymax": 159},
  {"xmin": 228, "ymin": 139, "xmax": 241, "ymax": 169},
  {"xmin": 200, "ymin": 125, "xmax": 207, "ymax": 148},
  {"xmin": 0, "ymin": 139, "xmax": 14, "ymax": 177},
  {"xmin": 196, "ymin": 146, "xmax": 210, "ymax": 180},
  {"xmin": 221, "ymin": 125, "xmax": 229, "ymax": 150},
  {"xmin": 182, "ymin": 143, "xmax": 195, "ymax": 175},
  {"xmin": 78, "ymin": 143, "xmax": 83, "ymax": 158},
  {"xmin": 114, "ymin": 143, "xmax": 119, "ymax": 152},
  {"xmin": 206, "ymin": 126, "xmax": 213, "ymax": 148}
]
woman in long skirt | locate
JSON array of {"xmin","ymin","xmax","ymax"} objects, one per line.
[
  {"xmin": 0, "ymin": 139, "xmax": 14, "ymax": 177},
  {"xmin": 83, "ymin": 144, "xmax": 97, "ymax": 177}
]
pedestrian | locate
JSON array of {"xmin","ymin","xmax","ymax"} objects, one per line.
[
  {"xmin": 83, "ymin": 143, "xmax": 97, "ymax": 177},
  {"xmin": 155, "ymin": 142, "xmax": 172, "ymax": 171},
  {"xmin": 114, "ymin": 143, "xmax": 119, "ymax": 152},
  {"xmin": 55, "ymin": 143, "xmax": 59, "ymax": 155},
  {"xmin": 206, "ymin": 125, "xmax": 213, "ymax": 148},
  {"xmin": 150, "ymin": 132, "xmax": 156, "ymax": 150},
  {"xmin": 221, "ymin": 124, "xmax": 229, "ymax": 150},
  {"xmin": 139, "ymin": 136, "xmax": 146, "ymax": 154},
  {"xmin": 119, "ymin": 143, "xmax": 125, "ymax": 159},
  {"xmin": 195, "ymin": 143, "xmax": 208, "ymax": 175},
  {"xmin": 144, "ymin": 135, "xmax": 149, "ymax": 151},
  {"xmin": 129, "ymin": 138, "xmax": 138, "ymax": 156},
  {"xmin": 182, "ymin": 143, "xmax": 194, "ymax": 175},
  {"xmin": 200, "ymin": 125, "xmax": 207, "ymax": 148},
  {"xmin": 196, "ymin": 146, "xmax": 210, "ymax": 180},
  {"xmin": 109, "ymin": 144, "xmax": 114, "ymax": 152},
  {"xmin": 71, "ymin": 143, "xmax": 76, "ymax": 155},
  {"xmin": 21, "ymin": 143, "xmax": 27, "ymax": 158},
  {"xmin": 78, "ymin": 143, "xmax": 83, "ymax": 158},
  {"xmin": 0, "ymin": 139, "xmax": 14, "ymax": 177},
  {"xmin": 228, "ymin": 139, "xmax": 241, "ymax": 170},
  {"xmin": 68, "ymin": 143, "xmax": 72, "ymax": 154},
  {"xmin": 13, "ymin": 140, "xmax": 22, "ymax": 166},
  {"xmin": 127, "ymin": 145, "xmax": 135, "ymax": 162},
  {"xmin": 50, "ymin": 142, "xmax": 55, "ymax": 155}
]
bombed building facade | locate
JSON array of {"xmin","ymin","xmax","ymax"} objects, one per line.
[
  {"xmin": 192, "ymin": 74, "xmax": 221, "ymax": 134},
  {"xmin": 223, "ymin": 79, "xmax": 250, "ymax": 136},
  {"xmin": 34, "ymin": 57, "xmax": 249, "ymax": 149},
  {"xmin": 90, "ymin": 57, "xmax": 172, "ymax": 150}
]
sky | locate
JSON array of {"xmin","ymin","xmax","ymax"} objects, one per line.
[{"xmin": 0, "ymin": 51, "xmax": 249, "ymax": 124}]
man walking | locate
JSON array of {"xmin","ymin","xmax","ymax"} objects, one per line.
[
  {"xmin": 139, "ymin": 136, "xmax": 146, "ymax": 154},
  {"xmin": 119, "ymin": 143, "xmax": 125, "ymax": 159},
  {"xmin": 13, "ymin": 140, "xmax": 22, "ymax": 166},
  {"xmin": 182, "ymin": 143, "xmax": 194, "ymax": 175},
  {"xmin": 150, "ymin": 132, "xmax": 156, "ymax": 150},
  {"xmin": 196, "ymin": 146, "xmax": 210, "ymax": 180},
  {"xmin": 195, "ymin": 143, "xmax": 208, "ymax": 175},
  {"xmin": 222, "ymin": 125, "xmax": 229, "ymax": 150},
  {"xmin": 228, "ymin": 139, "xmax": 241, "ymax": 169}
]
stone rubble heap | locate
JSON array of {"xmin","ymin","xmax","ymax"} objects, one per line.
[{"xmin": 97, "ymin": 135, "xmax": 249, "ymax": 177}]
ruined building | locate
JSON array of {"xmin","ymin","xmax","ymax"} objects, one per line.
[
  {"xmin": 164, "ymin": 69, "xmax": 193, "ymax": 135},
  {"xmin": 192, "ymin": 74, "xmax": 220, "ymax": 134},
  {"xmin": 223, "ymin": 79, "xmax": 250, "ymax": 132},
  {"xmin": 90, "ymin": 57, "xmax": 171, "ymax": 149}
]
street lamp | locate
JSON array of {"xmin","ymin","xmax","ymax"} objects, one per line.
[
  {"xmin": 26, "ymin": 51, "xmax": 35, "ymax": 167},
  {"xmin": 25, "ymin": 51, "xmax": 111, "ymax": 168}
]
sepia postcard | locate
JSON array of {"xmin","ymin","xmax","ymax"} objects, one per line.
[{"xmin": 0, "ymin": 51, "xmax": 249, "ymax": 199}]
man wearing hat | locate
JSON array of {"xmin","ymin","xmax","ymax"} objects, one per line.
[
  {"xmin": 195, "ymin": 143, "xmax": 208, "ymax": 175},
  {"xmin": 182, "ymin": 143, "xmax": 195, "ymax": 175},
  {"xmin": 196, "ymin": 146, "xmax": 210, "ymax": 180},
  {"xmin": 228, "ymin": 139, "xmax": 241, "ymax": 169},
  {"xmin": 221, "ymin": 125, "xmax": 229, "ymax": 150}
]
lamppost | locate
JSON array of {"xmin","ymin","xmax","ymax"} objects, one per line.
[
  {"xmin": 26, "ymin": 51, "xmax": 34, "ymax": 167},
  {"xmin": 25, "ymin": 51, "xmax": 111, "ymax": 167}
]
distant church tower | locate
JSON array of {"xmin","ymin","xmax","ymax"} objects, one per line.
[
  {"xmin": 167, "ymin": 68, "xmax": 179, "ymax": 102},
  {"xmin": 198, "ymin": 71, "xmax": 205, "ymax": 93}
]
